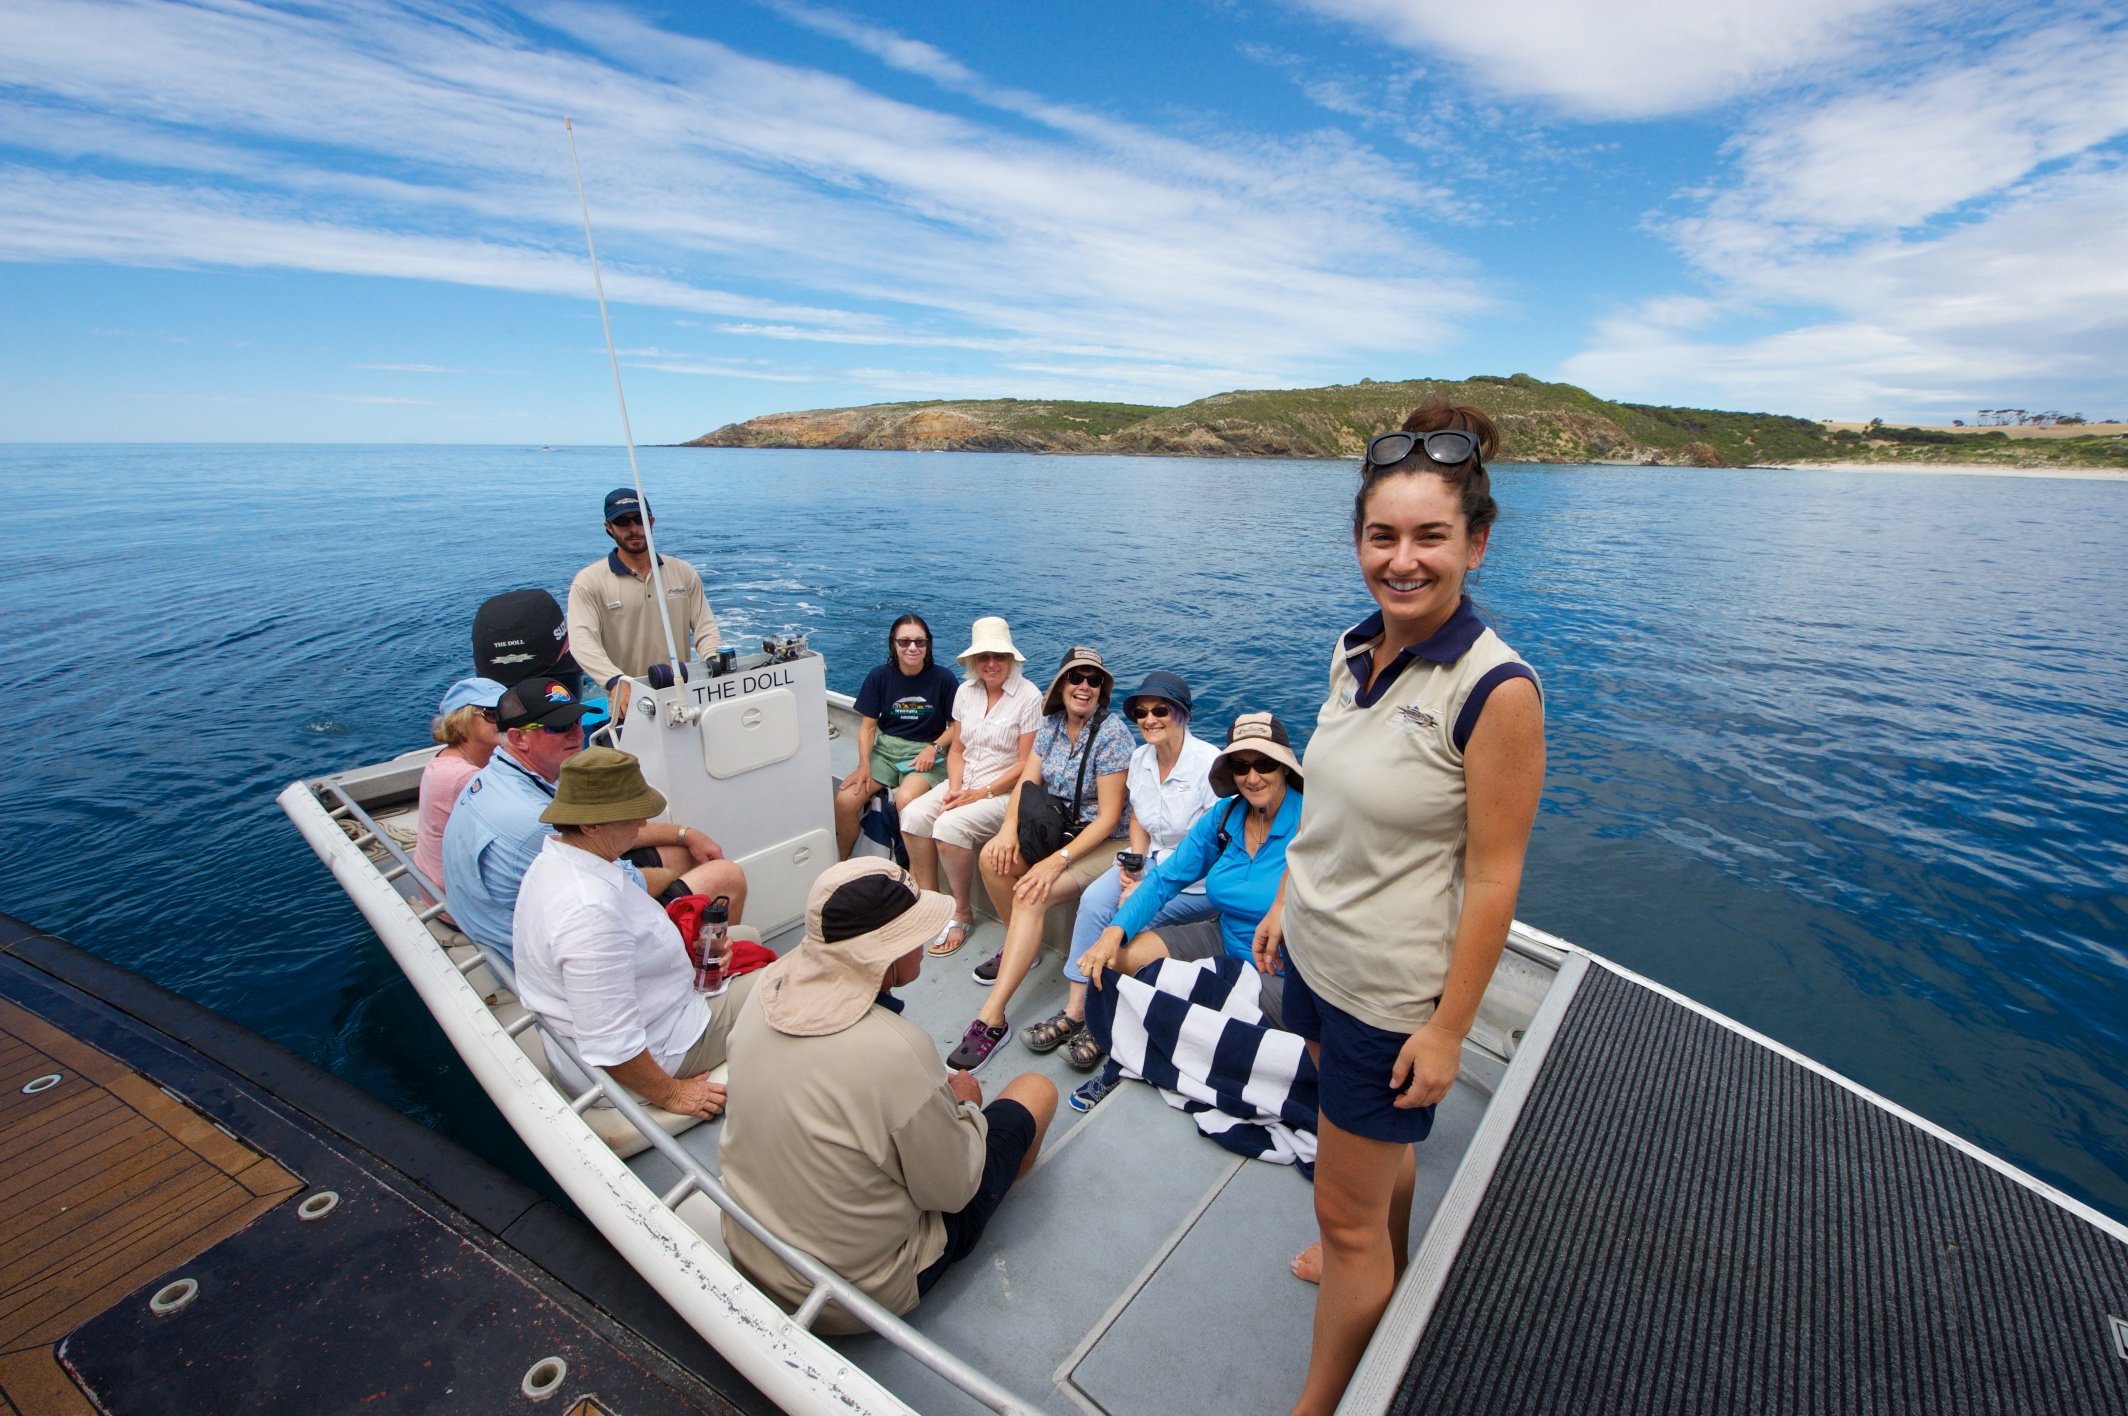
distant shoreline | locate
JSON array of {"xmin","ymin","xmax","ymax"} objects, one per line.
[{"xmin": 1750, "ymin": 460, "xmax": 2128, "ymax": 482}]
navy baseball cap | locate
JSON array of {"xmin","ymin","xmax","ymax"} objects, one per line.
[
  {"xmin": 603, "ymin": 487, "xmax": 649, "ymax": 522},
  {"xmin": 498, "ymin": 676, "xmax": 591, "ymax": 731}
]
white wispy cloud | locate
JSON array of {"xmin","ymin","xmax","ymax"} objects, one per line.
[
  {"xmin": 1282, "ymin": 0, "xmax": 1935, "ymax": 119},
  {"xmin": 0, "ymin": 0, "xmax": 1482, "ymax": 404}
]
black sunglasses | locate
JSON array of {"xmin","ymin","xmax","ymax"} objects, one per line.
[
  {"xmin": 609, "ymin": 514, "xmax": 645, "ymax": 529},
  {"xmin": 1128, "ymin": 702, "xmax": 1173, "ymax": 720},
  {"xmin": 1064, "ymin": 669, "xmax": 1106, "ymax": 687},
  {"xmin": 893, "ymin": 637, "xmax": 929, "ymax": 648},
  {"xmin": 1227, "ymin": 755, "xmax": 1282, "ymax": 778},
  {"xmin": 1364, "ymin": 429, "xmax": 1480, "ymax": 472}
]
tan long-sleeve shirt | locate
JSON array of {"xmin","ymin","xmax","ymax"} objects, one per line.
[
  {"xmin": 566, "ymin": 550, "xmax": 721, "ymax": 688},
  {"xmin": 718, "ymin": 1000, "xmax": 987, "ymax": 1332}
]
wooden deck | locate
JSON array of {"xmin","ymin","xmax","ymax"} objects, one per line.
[{"xmin": 0, "ymin": 998, "xmax": 302, "ymax": 1412}]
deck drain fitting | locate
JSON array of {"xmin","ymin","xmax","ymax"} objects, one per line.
[
  {"xmin": 296, "ymin": 1190, "xmax": 340, "ymax": 1221},
  {"xmin": 21, "ymin": 1074, "xmax": 61, "ymax": 1095},
  {"xmin": 149, "ymin": 1278, "xmax": 199, "ymax": 1316},
  {"xmin": 521, "ymin": 1356, "xmax": 568, "ymax": 1401}
]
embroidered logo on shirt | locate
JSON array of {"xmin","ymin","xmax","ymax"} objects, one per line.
[{"xmin": 1396, "ymin": 704, "xmax": 1439, "ymax": 734}]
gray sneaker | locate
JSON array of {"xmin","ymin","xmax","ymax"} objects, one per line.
[{"xmin": 947, "ymin": 1018, "xmax": 1008, "ymax": 1071}]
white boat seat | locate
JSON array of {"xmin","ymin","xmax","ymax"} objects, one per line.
[{"xmin": 492, "ymin": 999, "xmax": 709, "ymax": 1158}]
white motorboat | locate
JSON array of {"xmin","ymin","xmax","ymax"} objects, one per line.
[{"xmin": 282, "ymin": 642, "xmax": 2128, "ymax": 1416}]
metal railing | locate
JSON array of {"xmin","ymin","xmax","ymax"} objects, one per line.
[{"xmin": 317, "ymin": 783, "xmax": 1041, "ymax": 1416}]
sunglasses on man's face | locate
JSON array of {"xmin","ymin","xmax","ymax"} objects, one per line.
[
  {"xmin": 1064, "ymin": 669, "xmax": 1106, "ymax": 687},
  {"xmin": 894, "ymin": 637, "xmax": 929, "ymax": 649},
  {"xmin": 1128, "ymin": 702, "xmax": 1172, "ymax": 720},
  {"xmin": 609, "ymin": 514, "xmax": 645, "ymax": 530},
  {"xmin": 1228, "ymin": 755, "xmax": 1282, "ymax": 778},
  {"xmin": 1363, "ymin": 429, "xmax": 1480, "ymax": 473}
]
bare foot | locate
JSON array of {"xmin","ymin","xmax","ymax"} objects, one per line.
[{"xmin": 1290, "ymin": 1240, "xmax": 1322, "ymax": 1284}]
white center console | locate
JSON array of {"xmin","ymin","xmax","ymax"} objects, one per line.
[{"xmin": 615, "ymin": 647, "xmax": 834, "ymax": 940}]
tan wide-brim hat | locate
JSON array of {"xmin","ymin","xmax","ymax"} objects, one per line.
[
  {"xmin": 756, "ymin": 859, "xmax": 956, "ymax": 1037},
  {"xmin": 956, "ymin": 615, "xmax": 1025, "ymax": 667},
  {"xmin": 539, "ymin": 746, "xmax": 668, "ymax": 825},
  {"xmin": 1207, "ymin": 712, "xmax": 1305, "ymax": 797},
  {"xmin": 1042, "ymin": 644, "xmax": 1112, "ymax": 716}
]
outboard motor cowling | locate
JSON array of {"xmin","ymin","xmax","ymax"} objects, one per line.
[{"xmin": 473, "ymin": 588, "xmax": 579, "ymax": 685}]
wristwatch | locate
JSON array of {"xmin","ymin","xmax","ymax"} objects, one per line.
[{"xmin": 1059, "ymin": 846, "xmax": 1071, "ymax": 865}]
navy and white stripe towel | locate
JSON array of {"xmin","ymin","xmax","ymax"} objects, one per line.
[{"xmin": 1084, "ymin": 956, "xmax": 1318, "ymax": 1174}]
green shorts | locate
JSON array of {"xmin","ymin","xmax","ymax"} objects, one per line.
[{"xmin": 868, "ymin": 732, "xmax": 948, "ymax": 790}]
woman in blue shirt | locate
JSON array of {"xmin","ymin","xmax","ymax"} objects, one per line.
[
  {"xmin": 833, "ymin": 614, "xmax": 962, "ymax": 858},
  {"xmin": 1077, "ymin": 712, "xmax": 1304, "ymax": 1058}
]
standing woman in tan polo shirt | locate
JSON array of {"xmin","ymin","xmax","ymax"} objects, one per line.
[{"xmin": 1253, "ymin": 403, "xmax": 1545, "ymax": 1416}]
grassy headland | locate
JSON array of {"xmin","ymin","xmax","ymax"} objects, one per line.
[{"xmin": 686, "ymin": 375, "xmax": 2128, "ymax": 469}]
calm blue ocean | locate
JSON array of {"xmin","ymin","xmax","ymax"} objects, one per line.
[{"xmin": 2, "ymin": 444, "xmax": 2124, "ymax": 1222}]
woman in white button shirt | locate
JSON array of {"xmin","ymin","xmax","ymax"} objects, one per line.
[
  {"xmin": 1020, "ymin": 670, "xmax": 1221, "ymax": 1070},
  {"xmin": 900, "ymin": 617, "xmax": 1044, "ymax": 957}
]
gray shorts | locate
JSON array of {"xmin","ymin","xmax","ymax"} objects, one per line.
[{"xmin": 1152, "ymin": 918, "xmax": 1283, "ymax": 1030}]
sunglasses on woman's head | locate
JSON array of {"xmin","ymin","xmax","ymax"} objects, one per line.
[
  {"xmin": 1228, "ymin": 755, "xmax": 1281, "ymax": 778},
  {"xmin": 1128, "ymin": 702, "xmax": 1172, "ymax": 720},
  {"xmin": 1364, "ymin": 429, "xmax": 1480, "ymax": 472},
  {"xmin": 1064, "ymin": 669, "xmax": 1106, "ymax": 687}
]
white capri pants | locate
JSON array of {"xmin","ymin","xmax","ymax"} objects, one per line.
[{"xmin": 899, "ymin": 782, "xmax": 1010, "ymax": 851}]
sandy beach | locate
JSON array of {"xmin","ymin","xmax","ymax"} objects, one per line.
[{"xmin": 1755, "ymin": 460, "xmax": 2128, "ymax": 482}]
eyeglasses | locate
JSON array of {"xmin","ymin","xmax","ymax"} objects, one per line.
[
  {"xmin": 609, "ymin": 514, "xmax": 644, "ymax": 529},
  {"xmin": 475, "ymin": 708, "xmax": 500, "ymax": 724},
  {"xmin": 1227, "ymin": 755, "xmax": 1282, "ymax": 778},
  {"xmin": 1128, "ymin": 702, "xmax": 1172, "ymax": 720},
  {"xmin": 893, "ymin": 637, "xmax": 929, "ymax": 648},
  {"xmin": 1364, "ymin": 429, "xmax": 1480, "ymax": 472},
  {"xmin": 971, "ymin": 651, "xmax": 1009, "ymax": 664},
  {"xmin": 1064, "ymin": 669, "xmax": 1106, "ymax": 687}
]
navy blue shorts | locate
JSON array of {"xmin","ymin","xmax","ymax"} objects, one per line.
[
  {"xmin": 917, "ymin": 1098, "xmax": 1038, "ymax": 1293},
  {"xmin": 1281, "ymin": 947, "xmax": 1436, "ymax": 1146}
]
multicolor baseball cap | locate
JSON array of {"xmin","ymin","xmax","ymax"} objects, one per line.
[{"xmin": 497, "ymin": 675, "xmax": 591, "ymax": 731}]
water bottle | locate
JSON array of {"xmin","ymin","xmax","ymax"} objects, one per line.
[{"xmin": 694, "ymin": 894, "xmax": 731, "ymax": 997}]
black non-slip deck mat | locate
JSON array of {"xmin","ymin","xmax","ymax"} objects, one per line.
[{"xmin": 1392, "ymin": 965, "xmax": 2128, "ymax": 1416}]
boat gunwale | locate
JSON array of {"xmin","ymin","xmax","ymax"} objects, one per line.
[{"xmin": 279, "ymin": 769, "xmax": 966, "ymax": 1416}]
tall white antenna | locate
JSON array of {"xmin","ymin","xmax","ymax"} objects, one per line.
[{"xmin": 564, "ymin": 116, "xmax": 687, "ymax": 702}]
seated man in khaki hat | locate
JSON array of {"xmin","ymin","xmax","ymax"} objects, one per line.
[
  {"xmin": 512, "ymin": 747, "xmax": 759, "ymax": 1120},
  {"xmin": 718, "ymin": 859, "xmax": 1057, "ymax": 1332}
]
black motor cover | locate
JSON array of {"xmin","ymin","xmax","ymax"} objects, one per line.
[{"xmin": 472, "ymin": 588, "xmax": 579, "ymax": 684}]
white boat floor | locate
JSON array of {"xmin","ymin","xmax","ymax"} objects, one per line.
[{"xmin": 628, "ymin": 911, "xmax": 1495, "ymax": 1416}]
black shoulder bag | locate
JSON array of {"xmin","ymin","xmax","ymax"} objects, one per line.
[{"xmin": 1016, "ymin": 718, "xmax": 1100, "ymax": 864}]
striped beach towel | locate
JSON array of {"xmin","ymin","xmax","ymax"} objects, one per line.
[{"xmin": 1084, "ymin": 955, "xmax": 1318, "ymax": 1174}]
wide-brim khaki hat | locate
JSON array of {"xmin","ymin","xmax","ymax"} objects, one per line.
[
  {"xmin": 1042, "ymin": 644, "xmax": 1112, "ymax": 715},
  {"xmin": 1207, "ymin": 712, "xmax": 1305, "ymax": 797},
  {"xmin": 956, "ymin": 615, "xmax": 1025, "ymax": 666},
  {"xmin": 757, "ymin": 859, "xmax": 956, "ymax": 1037},
  {"xmin": 539, "ymin": 746, "xmax": 668, "ymax": 825}
]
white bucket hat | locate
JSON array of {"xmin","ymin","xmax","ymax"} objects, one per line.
[{"xmin": 956, "ymin": 615, "xmax": 1025, "ymax": 666}]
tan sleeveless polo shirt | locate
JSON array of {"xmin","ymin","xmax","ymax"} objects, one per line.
[{"xmin": 1284, "ymin": 606, "xmax": 1536, "ymax": 1035}]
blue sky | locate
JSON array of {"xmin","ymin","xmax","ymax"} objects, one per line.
[{"xmin": 3, "ymin": 0, "xmax": 2124, "ymax": 442}]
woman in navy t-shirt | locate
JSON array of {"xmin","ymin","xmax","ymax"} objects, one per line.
[{"xmin": 834, "ymin": 614, "xmax": 964, "ymax": 857}]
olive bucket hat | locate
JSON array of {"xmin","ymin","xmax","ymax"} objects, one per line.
[{"xmin": 539, "ymin": 746, "xmax": 668, "ymax": 826}]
